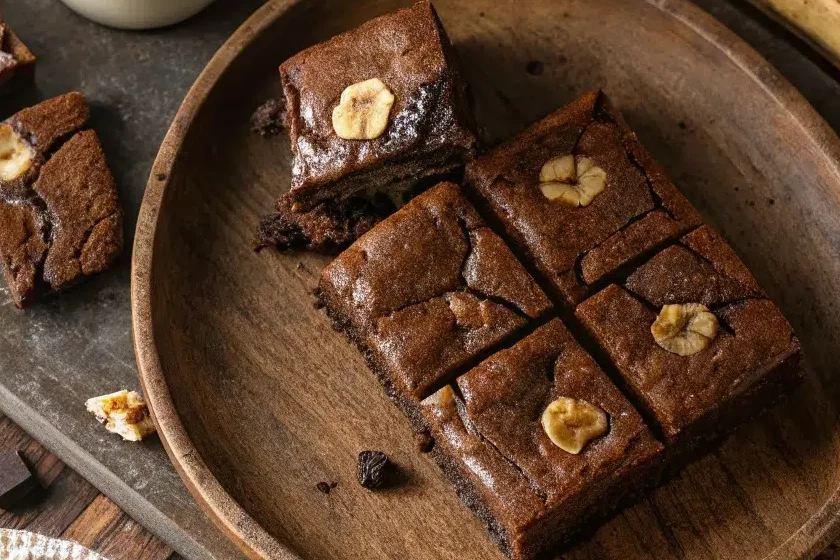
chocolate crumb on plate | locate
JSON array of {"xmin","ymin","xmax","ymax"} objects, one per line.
[
  {"xmin": 250, "ymin": 97, "xmax": 285, "ymax": 138},
  {"xmin": 357, "ymin": 450, "xmax": 389, "ymax": 489}
]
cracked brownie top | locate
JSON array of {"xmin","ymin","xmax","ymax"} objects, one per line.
[
  {"xmin": 318, "ymin": 181, "xmax": 550, "ymax": 400},
  {"xmin": 456, "ymin": 319, "xmax": 661, "ymax": 506},
  {"xmin": 576, "ymin": 226, "xmax": 800, "ymax": 443},
  {"xmin": 420, "ymin": 319, "xmax": 662, "ymax": 556},
  {"xmin": 0, "ymin": 92, "xmax": 123, "ymax": 308},
  {"xmin": 280, "ymin": 0, "xmax": 477, "ymax": 210},
  {"xmin": 466, "ymin": 90, "xmax": 701, "ymax": 307}
]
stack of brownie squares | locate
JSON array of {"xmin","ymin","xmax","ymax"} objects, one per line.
[{"xmin": 259, "ymin": 2, "xmax": 802, "ymax": 558}]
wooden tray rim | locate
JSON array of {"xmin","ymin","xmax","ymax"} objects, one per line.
[{"xmin": 129, "ymin": 1, "xmax": 840, "ymax": 558}]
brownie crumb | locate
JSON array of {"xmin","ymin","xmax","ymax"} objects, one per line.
[
  {"xmin": 255, "ymin": 193, "xmax": 394, "ymax": 254},
  {"xmin": 525, "ymin": 60, "xmax": 544, "ymax": 76},
  {"xmin": 414, "ymin": 432, "xmax": 433, "ymax": 453},
  {"xmin": 357, "ymin": 450, "xmax": 389, "ymax": 489},
  {"xmin": 250, "ymin": 97, "xmax": 285, "ymax": 137},
  {"xmin": 316, "ymin": 481, "xmax": 332, "ymax": 494}
]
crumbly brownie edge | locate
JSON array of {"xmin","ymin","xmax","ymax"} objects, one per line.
[
  {"xmin": 426, "ymin": 434, "xmax": 516, "ymax": 558},
  {"xmin": 516, "ymin": 436, "xmax": 663, "ymax": 560},
  {"xmin": 422, "ymin": 388, "xmax": 664, "ymax": 560},
  {"xmin": 313, "ymin": 287, "xmax": 430, "ymax": 432}
]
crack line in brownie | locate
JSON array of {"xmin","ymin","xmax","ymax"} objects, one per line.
[
  {"xmin": 570, "ymin": 210, "xmax": 685, "ymax": 290},
  {"xmin": 624, "ymin": 150, "xmax": 677, "ymax": 222},
  {"xmin": 449, "ymin": 382, "xmax": 550, "ymax": 505},
  {"xmin": 71, "ymin": 209, "xmax": 121, "ymax": 262},
  {"xmin": 618, "ymin": 274, "xmax": 740, "ymax": 337},
  {"xmin": 1, "ymin": 125, "xmax": 96, "ymax": 293},
  {"xmin": 674, "ymin": 239, "xmax": 765, "ymax": 300},
  {"xmin": 617, "ymin": 236, "xmax": 765, "ymax": 315},
  {"xmin": 560, "ymin": 311, "xmax": 668, "ymax": 444},
  {"xmin": 418, "ymin": 312, "xmax": 557, "ymax": 403},
  {"xmin": 565, "ymin": 146, "xmax": 690, "ymax": 292},
  {"xmin": 573, "ymin": 234, "xmax": 688, "ymax": 308},
  {"xmin": 458, "ymin": 218, "xmax": 536, "ymax": 320}
]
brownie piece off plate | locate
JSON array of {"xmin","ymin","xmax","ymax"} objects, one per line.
[
  {"xmin": 0, "ymin": 92, "xmax": 123, "ymax": 307},
  {"xmin": 257, "ymin": 0, "xmax": 478, "ymax": 253}
]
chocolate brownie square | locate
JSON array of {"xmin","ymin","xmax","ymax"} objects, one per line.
[
  {"xmin": 466, "ymin": 90, "xmax": 701, "ymax": 307},
  {"xmin": 260, "ymin": 1, "xmax": 479, "ymax": 253},
  {"xmin": 317, "ymin": 182, "xmax": 551, "ymax": 424},
  {"xmin": 421, "ymin": 319, "xmax": 663, "ymax": 560},
  {"xmin": 0, "ymin": 17, "xmax": 35, "ymax": 94},
  {"xmin": 576, "ymin": 226, "xmax": 801, "ymax": 456},
  {"xmin": 280, "ymin": 1, "xmax": 477, "ymax": 212},
  {"xmin": 0, "ymin": 92, "xmax": 123, "ymax": 308}
]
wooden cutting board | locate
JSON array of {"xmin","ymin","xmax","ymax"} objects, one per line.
[{"xmin": 132, "ymin": 0, "xmax": 840, "ymax": 559}]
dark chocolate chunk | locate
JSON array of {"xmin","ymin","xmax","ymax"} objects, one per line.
[
  {"xmin": 357, "ymin": 450, "xmax": 389, "ymax": 489},
  {"xmin": 250, "ymin": 97, "xmax": 285, "ymax": 138},
  {"xmin": 316, "ymin": 481, "xmax": 331, "ymax": 494},
  {"xmin": 0, "ymin": 450, "xmax": 38, "ymax": 510}
]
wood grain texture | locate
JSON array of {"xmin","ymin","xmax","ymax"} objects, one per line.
[
  {"xmin": 131, "ymin": 0, "xmax": 840, "ymax": 559},
  {"xmin": 748, "ymin": 0, "xmax": 840, "ymax": 68},
  {"xmin": 0, "ymin": 412, "xmax": 179, "ymax": 560}
]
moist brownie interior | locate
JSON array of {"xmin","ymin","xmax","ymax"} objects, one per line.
[
  {"xmin": 576, "ymin": 226, "xmax": 801, "ymax": 455},
  {"xmin": 0, "ymin": 92, "xmax": 123, "ymax": 308},
  {"xmin": 316, "ymin": 181, "xmax": 551, "ymax": 425},
  {"xmin": 421, "ymin": 319, "xmax": 662, "ymax": 560},
  {"xmin": 466, "ymin": 90, "xmax": 701, "ymax": 308}
]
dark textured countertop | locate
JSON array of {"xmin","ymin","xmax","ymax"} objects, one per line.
[{"xmin": 0, "ymin": 1, "xmax": 837, "ymax": 559}]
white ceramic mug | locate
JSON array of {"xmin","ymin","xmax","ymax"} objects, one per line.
[{"xmin": 59, "ymin": 0, "xmax": 216, "ymax": 30}]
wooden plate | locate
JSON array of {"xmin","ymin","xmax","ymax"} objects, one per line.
[{"xmin": 130, "ymin": 0, "xmax": 840, "ymax": 558}]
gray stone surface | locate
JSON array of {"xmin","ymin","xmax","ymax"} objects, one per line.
[{"xmin": 0, "ymin": 1, "xmax": 837, "ymax": 560}]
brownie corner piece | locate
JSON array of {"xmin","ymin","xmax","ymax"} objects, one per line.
[
  {"xmin": 0, "ymin": 93, "xmax": 122, "ymax": 308},
  {"xmin": 420, "ymin": 319, "xmax": 663, "ymax": 560},
  {"xmin": 0, "ymin": 17, "xmax": 36, "ymax": 94},
  {"xmin": 466, "ymin": 89, "xmax": 701, "ymax": 308},
  {"xmin": 279, "ymin": 0, "xmax": 477, "ymax": 211},
  {"xmin": 575, "ymin": 225, "xmax": 801, "ymax": 455},
  {"xmin": 317, "ymin": 181, "xmax": 550, "ymax": 425}
]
